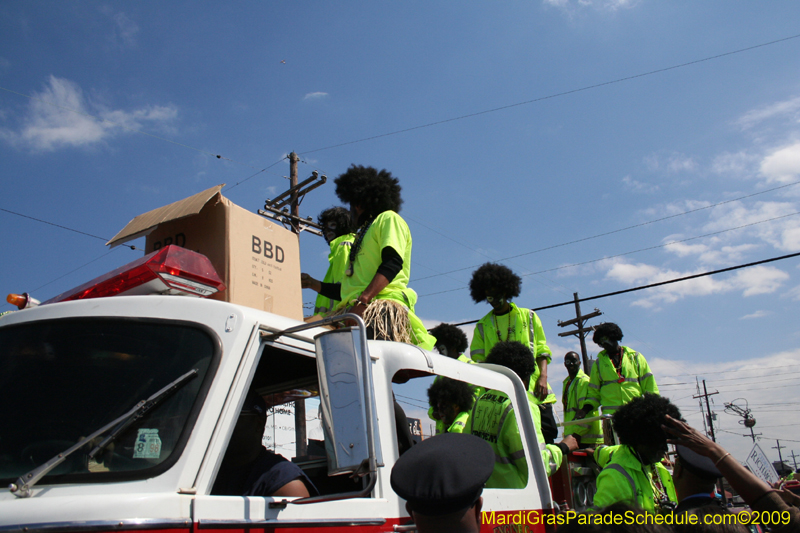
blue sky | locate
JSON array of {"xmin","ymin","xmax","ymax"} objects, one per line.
[{"xmin": 2, "ymin": 1, "xmax": 800, "ymax": 464}]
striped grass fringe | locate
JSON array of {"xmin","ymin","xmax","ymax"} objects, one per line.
[{"xmin": 332, "ymin": 299, "xmax": 411, "ymax": 343}]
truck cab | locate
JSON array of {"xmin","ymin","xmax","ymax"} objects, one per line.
[{"xmin": 0, "ymin": 247, "xmax": 562, "ymax": 532}]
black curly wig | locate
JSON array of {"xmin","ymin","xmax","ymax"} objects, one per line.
[
  {"xmin": 468, "ymin": 263, "xmax": 522, "ymax": 304},
  {"xmin": 486, "ymin": 341, "xmax": 535, "ymax": 384},
  {"xmin": 592, "ymin": 322, "xmax": 624, "ymax": 344},
  {"xmin": 612, "ymin": 393, "xmax": 683, "ymax": 449},
  {"xmin": 334, "ymin": 165, "xmax": 403, "ymax": 218},
  {"xmin": 427, "ymin": 377, "xmax": 476, "ymax": 414},
  {"xmin": 317, "ymin": 206, "xmax": 355, "ymax": 238},
  {"xmin": 429, "ymin": 323, "xmax": 469, "ymax": 357}
]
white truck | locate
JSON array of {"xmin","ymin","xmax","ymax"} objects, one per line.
[{"xmin": 0, "ymin": 245, "xmax": 592, "ymax": 532}]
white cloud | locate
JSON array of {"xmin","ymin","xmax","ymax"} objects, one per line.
[
  {"xmin": 543, "ymin": 0, "xmax": 640, "ymax": 10},
  {"xmin": 303, "ymin": 92, "xmax": 329, "ymax": 101},
  {"xmin": 0, "ymin": 76, "xmax": 178, "ymax": 151},
  {"xmin": 737, "ymin": 95, "xmax": 800, "ymax": 130},
  {"xmin": 740, "ymin": 310, "xmax": 769, "ymax": 320},
  {"xmin": 622, "ymin": 175, "xmax": 659, "ymax": 193},
  {"xmin": 602, "ymin": 259, "xmax": 788, "ymax": 308},
  {"xmin": 645, "ymin": 152, "xmax": 697, "ymax": 173},
  {"xmin": 712, "ymin": 151, "xmax": 757, "ymax": 178},
  {"xmin": 760, "ymin": 143, "xmax": 800, "ymax": 184},
  {"xmin": 113, "ymin": 12, "xmax": 139, "ymax": 48}
]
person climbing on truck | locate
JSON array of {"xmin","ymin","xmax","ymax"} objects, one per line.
[
  {"xmin": 311, "ymin": 206, "xmax": 355, "ymax": 316},
  {"xmin": 467, "ymin": 263, "xmax": 558, "ymax": 444},
  {"xmin": 301, "ymin": 165, "xmax": 435, "ymax": 350}
]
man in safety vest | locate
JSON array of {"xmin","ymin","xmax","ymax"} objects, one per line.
[
  {"xmin": 311, "ymin": 207, "xmax": 355, "ymax": 316},
  {"xmin": 576, "ymin": 322, "xmax": 659, "ymax": 420},
  {"xmin": 592, "ymin": 393, "xmax": 681, "ymax": 514},
  {"xmin": 466, "ymin": 341, "xmax": 577, "ymax": 488},
  {"xmin": 562, "ymin": 351, "xmax": 603, "ymax": 447},
  {"xmin": 427, "ymin": 323, "xmax": 482, "ymax": 434},
  {"xmin": 468, "ymin": 263, "xmax": 558, "ymax": 444},
  {"xmin": 427, "ymin": 377, "xmax": 475, "ymax": 434}
]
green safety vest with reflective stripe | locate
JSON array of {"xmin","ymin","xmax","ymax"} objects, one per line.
[
  {"xmin": 469, "ymin": 304, "xmax": 556, "ymax": 405},
  {"xmin": 447, "ymin": 411, "xmax": 470, "ymax": 433},
  {"xmin": 585, "ymin": 346, "xmax": 659, "ymax": 415},
  {"xmin": 466, "ymin": 390, "xmax": 530, "ymax": 488},
  {"xmin": 562, "ymin": 370, "xmax": 603, "ymax": 445},
  {"xmin": 592, "ymin": 445, "xmax": 676, "ymax": 513},
  {"xmin": 314, "ymin": 234, "xmax": 355, "ymax": 315}
]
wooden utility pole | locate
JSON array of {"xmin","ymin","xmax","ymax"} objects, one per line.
[
  {"xmin": 258, "ymin": 151, "xmax": 327, "ymax": 236},
  {"xmin": 557, "ymin": 293, "xmax": 602, "ymax": 370},
  {"xmin": 789, "ymin": 450, "xmax": 799, "ymax": 472},
  {"xmin": 774, "ymin": 440, "xmax": 787, "ymax": 473},
  {"xmin": 694, "ymin": 380, "xmax": 719, "ymax": 442},
  {"xmin": 258, "ymin": 151, "xmax": 330, "ymax": 459}
]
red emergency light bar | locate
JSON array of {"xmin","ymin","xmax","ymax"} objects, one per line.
[{"xmin": 45, "ymin": 245, "xmax": 226, "ymax": 304}]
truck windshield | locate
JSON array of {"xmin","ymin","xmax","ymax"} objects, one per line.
[{"xmin": 0, "ymin": 317, "xmax": 218, "ymax": 486}]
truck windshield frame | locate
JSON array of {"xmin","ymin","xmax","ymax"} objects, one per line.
[{"xmin": 0, "ymin": 316, "xmax": 221, "ymax": 488}]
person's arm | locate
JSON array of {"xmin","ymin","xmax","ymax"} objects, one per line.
[
  {"xmin": 271, "ymin": 479, "xmax": 311, "ymax": 498},
  {"xmin": 591, "ymin": 468, "xmax": 634, "ymax": 510},
  {"xmin": 663, "ymin": 415, "xmax": 792, "ymax": 507},
  {"xmin": 534, "ymin": 357, "xmax": 549, "ymax": 401},
  {"xmin": 637, "ymin": 352, "xmax": 659, "ymax": 395},
  {"xmin": 577, "ymin": 362, "xmax": 601, "ymax": 419},
  {"xmin": 469, "ymin": 322, "xmax": 486, "ymax": 362}
]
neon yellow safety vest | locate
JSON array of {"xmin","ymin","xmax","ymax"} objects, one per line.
[
  {"xmin": 335, "ymin": 211, "xmax": 435, "ymax": 350},
  {"xmin": 447, "ymin": 411, "xmax": 470, "ymax": 433},
  {"xmin": 469, "ymin": 303, "xmax": 556, "ymax": 404},
  {"xmin": 592, "ymin": 445, "xmax": 677, "ymax": 513},
  {"xmin": 466, "ymin": 389, "xmax": 562, "ymax": 488},
  {"xmin": 314, "ymin": 234, "xmax": 355, "ymax": 316},
  {"xmin": 585, "ymin": 346, "xmax": 659, "ymax": 416},
  {"xmin": 562, "ymin": 369, "xmax": 603, "ymax": 445}
]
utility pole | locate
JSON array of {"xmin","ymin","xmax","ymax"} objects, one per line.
[
  {"xmin": 694, "ymin": 380, "xmax": 719, "ymax": 442},
  {"xmin": 774, "ymin": 440, "xmax": 787, "ymax": 473},
  {"xmin": 724, "ymin": 399, "xmax": 760, "ymax": 442},
  {"xmin": 258, "ymin": 151, "xmax": 327, "ymax": 236},
  {"xmin": 789, "ymin": 450, "xmax": 799, "ymax": 472},
  {"xmin": 557, "ymin": 293, "xmax": 602, "ymax": 370},
  {"xmin": 257, "ymin": 151, "xmax": 330, "ymax": 459}
]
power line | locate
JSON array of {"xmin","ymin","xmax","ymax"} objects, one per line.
[
  {"xmin": 449, "ymin": 250, "xmax": 800, "ymax": 327},
  {"xmin": 298, "ymin": 33, "xmax": 800, "ymax": 155},
  {"xmin": 31, "ymin": 249, "xmax": 120, "ymax": 293},
  {"xmin": 0, "ymin": 207, "xmax": 138, "ymax": 251},
  {"xmin": 421, "ymin": 210, "xmax": 800, "ymax": 297},
  {"xmin": 412, "ymin": 179, "xmax": 800, "ymax": 283}
]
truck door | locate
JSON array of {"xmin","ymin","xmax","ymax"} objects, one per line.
[{"xmin": 191, "ymin": 324, "xmax": 402, "ymax": 532}]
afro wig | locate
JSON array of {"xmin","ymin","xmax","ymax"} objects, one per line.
[
  {"xmin": 317, "ymin": 206, "xmax": 355, "ymax": 238},
  {"xmin": 592, "ymin": 322, "xmax": 624, "ymax": 344},
  {"xmin": 427, "ymin": 377, "xmax": 476, "ymax": 414},
  {"xmin": 486, "ymin": 341, "xmax": 535, "ymax": 384},
  {"xmin": 612, "ymin": 393, "xmax": 683, "ymax": 449},
  {"xmin": 469, "ymin": 263, "xmax": 522, "ymax": 304},
  {"xmin": 429, "ymin": 323, "xmax": 469, "ymax": 357},
  {"xmin": 334, "ymin": 165, "xmax": 403, "ymax": 218}
]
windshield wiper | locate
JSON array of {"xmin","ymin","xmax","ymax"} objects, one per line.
[{"xmin": 9, "ymin": 368, "xmax": 198, "ymax": 498}]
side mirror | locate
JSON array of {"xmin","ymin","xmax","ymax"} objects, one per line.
[{"xmin": 315, "ymin": 326, "xmax": 381, "ymax": 476}]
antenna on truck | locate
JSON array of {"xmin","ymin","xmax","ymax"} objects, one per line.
[{"xmin": 259, "ymin": 152, "xmax": 327, "ymax": 236}]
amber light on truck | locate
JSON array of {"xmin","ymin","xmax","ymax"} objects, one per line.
[
  {"xmin": 6, "ymin": 292, "xmax": 40, "ymax": 309},
  {"xmin": 45, "ymin": 245, "xmax": 226, "ymax": 304}
]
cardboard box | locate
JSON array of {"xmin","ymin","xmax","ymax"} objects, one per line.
[{"xmin": 107, "ymin": 185, "xmax": 303, "ymax": 320}]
